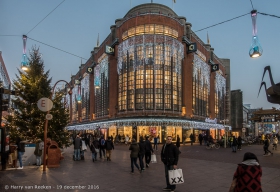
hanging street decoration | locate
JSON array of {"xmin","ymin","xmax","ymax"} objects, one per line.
[
  {"xmin": 249, "ymin": 10, "xmax": 263, "ymax": 58},
  {"xmin": 21, "ymin": 35, "xmax": 29, "ymax": 71}
]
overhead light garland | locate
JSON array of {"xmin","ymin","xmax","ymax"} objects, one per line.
[
  {"xmin": 249, "ymin": 10, "xmax": 263, "ymax": 58},
  {"xmin": 66, "ymin": 117, "xmax": 230, "ymax": 130}
]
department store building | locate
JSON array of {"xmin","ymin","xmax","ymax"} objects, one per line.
[{"xmin": 66, "ymin": 3, "xmax": 231, "ymax": 143}]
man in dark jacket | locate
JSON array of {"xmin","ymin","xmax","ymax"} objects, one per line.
[
  {"xmin": 73, "ymin": 135, "xmax": 82, "ymax": 161},
  {"xmin": 105, "ymin": 137, "xmax": 114, "ymax": 161},
  {"xmin": 99, "ymin": 136, "xmax": 106, "ymax": 159},
  {"xmin": 144, "ymin": 136, "xmax": 154, "ymax": 168},
  {"xmin": 161, "ymin": 136, "xmax": 179, "ymax": 192},
  {"xmin": 138, "ymin": 137, "xmax": 146, "ymax": 171}
]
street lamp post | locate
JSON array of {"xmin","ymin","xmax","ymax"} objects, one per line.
[
  {"xmin": 42, "ymin": 80, "xmax": 72, "ymax": 172},
  {"xmin": 221, "ymin": 119, "xmax": 229, "ymax": 148}
]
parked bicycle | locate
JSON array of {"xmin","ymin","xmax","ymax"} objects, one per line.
[{"xmin": 206, "ymin": 142, "xmax": 220, "ymax": 149}]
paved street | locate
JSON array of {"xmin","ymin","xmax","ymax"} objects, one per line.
[{"xmin": 1, "ymin": 143, "xmax": 280, "ymax": 192}]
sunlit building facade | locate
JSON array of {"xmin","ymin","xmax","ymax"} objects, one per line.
[{"xmin": 66, "ymin": 3, "xmax": 230, "ymax": 143}]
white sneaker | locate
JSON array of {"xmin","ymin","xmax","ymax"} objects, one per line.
[{"xmin": 17, "ymin": 167, "xmax": 23, "ymax": 169}]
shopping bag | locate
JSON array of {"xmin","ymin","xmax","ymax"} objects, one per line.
[
  {"xmin": 151, "ymin": 154, "xmax": 157, "ymax": 163},
  {"xmin": 95, "ymin": 148, "xmax": 99, "ymax": 153},
  {"xmin": 168, "ymin": 169, "xmax": 184, "ymax": 185}
]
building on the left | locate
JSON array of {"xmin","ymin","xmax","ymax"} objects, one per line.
[{"xmin": 0, "ymin": 51, "xmax": 12, "ymax": 122}]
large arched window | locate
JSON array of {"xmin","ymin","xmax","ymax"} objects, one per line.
[{"xmin": 117, "ymin": 34, "xmax": 183, "ymax": 112}]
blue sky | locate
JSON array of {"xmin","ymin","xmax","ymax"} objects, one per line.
[{"xmin": 1, "ymin": 0, "xmax": 280, "ymax": 110}]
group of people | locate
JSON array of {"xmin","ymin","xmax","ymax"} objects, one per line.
[
  {"xmin": 73, "ymin": 134, "xmax": 114, "ymax": 162},
  {"xmin": 263, "ymin": 134, "xmax": 278, "ymax": 156},
  {"xmin": 8, "ymin": 137, "xmax": 44, "ymax": 169},
  {"xmin": 129, "ymin": 136, "xmax": 154, "ymax": 173}
]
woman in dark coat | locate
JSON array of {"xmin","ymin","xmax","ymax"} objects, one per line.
[
  {"xmin": 129, "ymin": 139, "xmax": 141, "ymax": 174},
  {"xmin": 230, "ymin": 152, "xmax": 262, "ymax": 192}
]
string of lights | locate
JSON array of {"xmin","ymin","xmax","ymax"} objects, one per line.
[
  {"xmin": 1, "ymin": 11, "xmax": 280, "ymax": 61},
  {"xmin": 258, "ymin": 12, "xmax": 280, "ymax": 19},
  {"xmin": 193, "ymin": 13, "xmax": 250, "ymax": 33},
  {"xmin": 26, "ymin": 0, "xmax": 66, "ymax": 35},
  {"xmin": 250, "ymin": 0, "xmax": 255, "ymax": 10},
  {"xmin": 28, "ymin": 36, "xmax": 87, "ymax": 60}
]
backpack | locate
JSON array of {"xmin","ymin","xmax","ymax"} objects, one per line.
[{"xmin": 101, "ymin": 139, "xmax": 105, "ymax": 146}]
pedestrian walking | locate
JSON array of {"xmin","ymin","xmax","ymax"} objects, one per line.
[
  {"xmin": 232, "ymin": 136, "xmax": 237, "ymax": 153},
  {"xmin": 198, "ymin": 132, "xmax": 203, "ymax": 146},
  {"xmin": 229, "ymin": 152, "xmax": 262, "ymax": 192},
  {"xmin": 176, "ymin": 135, "xmax": 181, "ymax": 153},
  {"xmin": 154, "ymin": 135, "xmax": 159, "ymax": 151},
  {"xmin": 263, "ymin": 136, "xmax": 273, "ymax": 156},
  {"xmin": 272, "ymin": 135, "xmax": 278, "ymax": 150},
  {"xmin": 182, "ymin": 134, "xmax": 186, "ymax": 145},
  {"xmin": 190, "ymin": 133, "xmax": 194, "ymax": 145},
  {"xmin": 73, "ymin": 135, "xmax": 82, "ymax": 161},
  {"xmin": 99, "ymin": 136, "xmax": 106, "ymax": 159},
  {"xmin": 90, "ymin": 142, "xmax": 98, "ymax": 162},
  {"xmin": 81, "ymin": 137, "xmax": 87, "ymax": 160},
  {"xmin": 34, "ymin": 139, "xmax": 44, "ymax": 166},
  {"xmin": 85, "ymin": 134, "xmax": 90, "ymax": 148},
  {"xmin": 203, "ymin": 133, "xmax": 208, "ymax": 146},
  {"xmin": 16, "ymin": 137, "xmax": 25, "ymax": 169},
  {"xmin": 90, "ymin": 140, "xmax": 98, "ymax": 162},
  {"xmin": 125, "ymin": 135, "xmax": 130, "ymax": 145},
  {"xmin": 138, "ymin": 137, "xmax": 146, "ymax": 171},
  {"xmin": 105, "ymin": 137, "xmax": 114, "ymax": 161},
  {"xmin": 129, "ymin": 138, "xmax": 141, "ymax": 174},
  {"xmin": 237, "ymin": 136, "xmax": 242, "ymax": 151},
  {"xmin": 144, "ymin": 136, "xmax": 154, "ymax": 168},
  {"xmin": 161, "ymin": 136, "xmax": 179, "ymax": 192}
]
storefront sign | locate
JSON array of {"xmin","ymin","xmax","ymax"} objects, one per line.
[{"xmin": 205, "ymin": 118, "xmax": 217, "ymax": 124}]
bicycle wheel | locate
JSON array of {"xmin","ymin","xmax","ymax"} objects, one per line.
[
  {"xmin": 206, "ymin": 144, "xmax": 211, "ymax": 149},
  {"xmin": 214, "ymin": 143, "xmax": 220, "ymax": 149}
]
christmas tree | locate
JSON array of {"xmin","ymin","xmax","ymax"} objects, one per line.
[{"xmin": 5, "ymin": 46, "xmax": 71, "ymax": 148}]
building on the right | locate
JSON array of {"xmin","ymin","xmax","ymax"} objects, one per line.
[
  {"xmin": 231, "ymin": 89, "xmax": 243, "ymax": 136},
  {"xmin": 251, "ymin": 108, "xmax": 280, "ymax": 136}
]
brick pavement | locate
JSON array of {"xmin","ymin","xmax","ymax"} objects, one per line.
[{"xmin": 1, "ymin": 143, "xmax": 280, "ymax": 192}]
